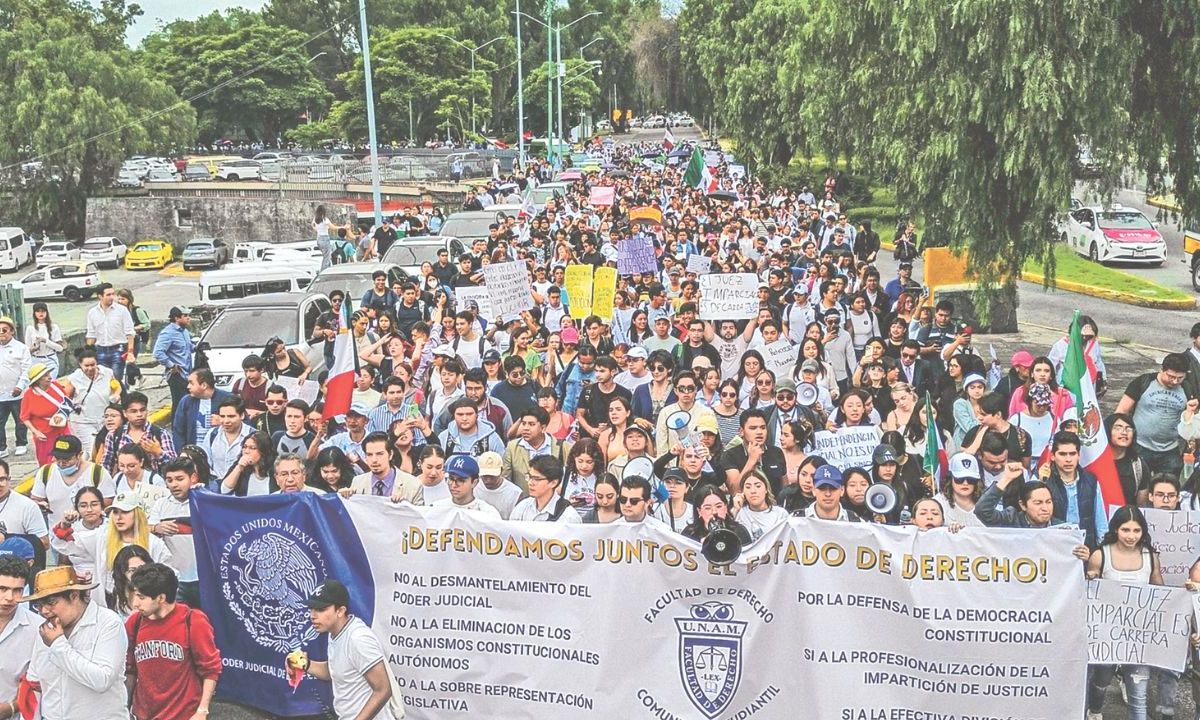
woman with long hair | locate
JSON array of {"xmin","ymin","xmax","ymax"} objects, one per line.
[
  {"xmin": 536, "ymin": 388, "xmax": 575, "ymax": 442},
  {"xmin": 743, "ymin": 369, "xmax": 776, "ymax": 411},
  {"xmin": 951, "ymin": 373, "xmax": 988, "ymax": 446},
  {"xmin": 63, "ymin": 498, "xmax": 170, "ymax": 611},
  {"xmin": 415, "ymin": 445, "xmax": 449, "ymax": 503},
  {"xmin": 632, "ymin": 351, "xmax": 676, "ymax": 423},
  {"xmin": 388, "ymin": 418, "xmax": 433, "ymax": 476},
  {"xmin": 682, "ymin": 485, "xmax": 753, "ymax": 544},
  {"xmin": 112, "ymin": 443, "xmax": 167, "ymax": 510},
  {"xmin": 313, "ymin": 204, "xmax": 343, "ymax": 270},
  {"xmin": 110, "ymin": 544, "xmax": 153, "ymax": 617},
  {"xmin": 796, "ymin": 337, "xmax": 839, "ymax": 401},
  {"xmin": 627, "ymin": 309, "xmax": 652, "ymax": 345},
  {"xmin": 582, "ymin": 474, "xmax": 622, "ymax": 524},
  {"xmin": 178, "ymin": 444, "xmax": 212, "ymax": 489},
  {"xmin": 779, "ymin": 419, "xmax": 811, "ymax": 486},
  {"xmin": 561, "ymin": 439, "xmax": 604, "ymax": 509},
  {"xmin": 263, "ymin": 336, "xmax": 311, "ymax": 382},
  {"xmin": 220, "ymin": 431, "xmax": 277, "ymax": 496},
  {"xmin": 26, "ymin": 302, "xmax": 64, "ymax": 378},
  {"xmin": 1107, "ymin": 413, "xmax": 1152, "ymax": 507},
  {"xmin": 734, "ymin": 350, "xmax": 766, "ymax": 401},
  {"xmin": 782, "ymin": 455, "xmax": 825, "ymax": 513},
  {"xmin": 651, "ymin": 469, "xmax": 694, "ymax": 532},
  {"xmin": 1009, "ymin": 356, "xmax": 1074, "ymax": 417},
  {"xmin": 934, "ymin": 458, "xmax": 984, "ymax": 528},
  {"xmin": 596, "ymin": 396, "xmax": 634, "ymax": 465},
  {"xmin": 734, "ymin": 473, "xmax": 789, "ymax": 540},
  {"xmin": 712, "ymin": 379, "xmax": 743, "ymax": 448},
  {"xmin": 115, "ymin": 288, "xmax": 150, "ymax": 387},
  {"xmin": 50, "ymin": 486, "xmax": 107, "ymax": 578},
  {"xmin": 1085, "ymin": 505, "xmax": 1162, "ymax": 719},
  {"xmin": 841, "ymin": 467, "xmax": 874, "ymax": 521},
  {"xmin": 308, "ymin": 446, "xmax": 356, "ymax": 493}
]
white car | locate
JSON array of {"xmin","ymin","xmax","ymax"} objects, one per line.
[
  {"xmin": 215, "ymin": 159, "xmax": 262, "ymax": 181},
  {"xmin": 1061, "ymin": 203, "xmax": 1167, "ymax": 266},
  {"xmin": 36, "ymin": 241, "xmax": 80, "ymax": 267},
  {"xmin": 79, "ymin": 236, "xmax": 127, "ymax": 268},
  {"xmin": 15, "ymin": 261, "xmax": 101, "ymax": 302},
  {"xmin": 145, "ymin": 167, "xmax": 179, "ymax": 183},
  {"xmin": 115, "ymin": 169, "xmax": 143, "ymax": 187}
]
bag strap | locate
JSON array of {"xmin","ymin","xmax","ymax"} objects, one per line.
[
  {"xmin": 548, "ymin": 497, "xmax": 570, "ymax": 522},
  {"xmin": 91, "ymin": 464, "xmax": 102, "ymax": 488}
]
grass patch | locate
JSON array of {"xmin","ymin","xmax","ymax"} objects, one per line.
[{"xmin": 1023, "ymin": 245, "xmax": 1194, "ymax": 302}]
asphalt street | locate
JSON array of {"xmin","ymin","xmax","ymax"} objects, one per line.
[{"xmin": 14, "ymin": 125, "xmax": 1186, "ymax": 719}]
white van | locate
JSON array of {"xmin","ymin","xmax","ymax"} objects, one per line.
[
  {"xmin": 0, "ymin": 228, "xmax": 34, "ymax": 272},
  {"xmin": 199, "ymin": 265, "xmax": 316, "ymax": 307}
]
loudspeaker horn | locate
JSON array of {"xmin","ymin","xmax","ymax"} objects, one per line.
[
  {"xmin": 701, "ymin": 520, "xmax": 743, "ymax": 566},
  {"xmin": 622, "ymin": 457, "xmax": 655, "ymax": 482},
  {"xmin": 796, "ymin": 382, "xmax": 819, "ymax": 407},
  {"xmin": 666, "ymin": 410, "xmax": 692, "ymax": 432},
  {"xmin": 864, "ymin": 483, "xmax": 898, "ymax": 515}
]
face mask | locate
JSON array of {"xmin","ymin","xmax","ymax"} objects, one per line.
[{"xmin": 60, "ymin": 464, "xmax": 80, "ymax": 477}]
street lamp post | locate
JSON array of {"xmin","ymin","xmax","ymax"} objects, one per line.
[
  {"xmin": 357, "ymin": 0, "xmax": 382, "ymax": 227},
  {"xmin": 435, "ymin": 34, "xmax": 503, "ymax": 136},
  {"xmin": 515, "ymin": 0, "xmax": 526, "ymax": 168},
  {"xmin": 553, "ymin": 12, "xmax": 599, "ymax": 159},
  {"xmin": 543, "ymin": 3, "xmax": 553, "ymax": 164}
]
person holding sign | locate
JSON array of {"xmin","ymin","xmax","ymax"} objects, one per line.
[{"xmin": 1084, "ymin": 506, "xmax": 1163, "ymax": 720}]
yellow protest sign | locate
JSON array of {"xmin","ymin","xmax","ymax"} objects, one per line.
[
  {"xmin": 592, "ymin": 266, "xmax": 617, "ymax": 322},
  {"xmin": 564, "ymin": 265, "xmax": 594, "ymax": 319}
]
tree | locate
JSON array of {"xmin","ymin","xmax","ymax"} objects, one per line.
[
  {"xmin": 524, "ymin": 59, "xmax": 602, "ymax": 135},
  {"xmin": 329, "ymin": 26, "xmax": 493, "ymax": 143},
  {"xmin": 0, "ymin": 11, "xmax": 195, "ymax": 235},
  {"xmin": 139, "ymin": 12, "xmax": 331, "ymax": 144}
]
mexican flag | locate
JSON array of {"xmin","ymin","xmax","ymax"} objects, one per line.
[
  {"xmin": 1062, "ymin": 310, "xmax": 1125, "ymax": 513},
  {"xmin": 682, "ymin": 147, "xmax": 717, "ymax": 193},
  {"xmin": 923, "ymin": 393, "xmax": 947, "ymax": 484},
  {"xmin": 322, "ymin": 296, "xmax": 357, "ymax": 420},
  {"xmin": 663, "ymin": 127, "xmax": 675, "ymax": 151}
]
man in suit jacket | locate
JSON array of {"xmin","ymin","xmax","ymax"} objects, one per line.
[
  {"xmin": 171, "ymin": 368, "xmax": 232, "ymax": 451},
  {"xmin": 895, "ymin": 340, "xmax": 932, "ymax": 395}
]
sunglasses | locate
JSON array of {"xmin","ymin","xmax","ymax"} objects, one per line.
[
  {"xmin": 952, "ymin": 478, "xmax": 978, "ymax": 484},
  {"xmin": 618, "ymin": 496, "xmax": 645, "ymax": 505},
  {"xmin": 650, "ymin": 364, "xmax": 668, "ymax": 372},
  {"xmin": 720, "ymin": 391, "xmax": 738, "ymax": 398},
  {"xmin": 675, "ymin": 385, "xmax": 696, "ymax": 393}
]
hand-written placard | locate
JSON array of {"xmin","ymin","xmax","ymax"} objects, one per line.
[
  {"xmin": 811, "ymin": 426, "xmax": 881, "ymax": 470},
  {"xmin": 273, "ymin": 375, "xmax": 320, "ymax": 406},
  {"xmin": 698, "ymin": 273, "xmax": 758, "ymax": 320},
  {"xmin": 592, "ymin": 266, "xmax": 617, "ymax": 322},
  {"xmin": 762, "ymin": 339, "xmax": 797, "ymax": 379},
  {"xmin": 455, "ymin": 286, "xmax": 493, "ymax": 322},
  {"xmin": 589, "ymin": 186, "xmax": 615, "ymax": 206},
  {"xmin": 686, "ymin": 254, "xmax": 712, "ymax": 275},
  {"xmin": 1142, "ymin": 508, "xmax": 1199, "ymax": 586},
  {"xmin": 618, "ymin": 235, "xmax": 658, "ymax": 275},
  {"xmin": 1087, "ymin": 579, "xmax": 1192, "ymax": 672},
  {"xmin": 483, "ymin": 261, "xmax": 534, "ymax": 320},
  {"xmin": 564, "ymin": 265, "xmax": 594, "ymax": 319}
]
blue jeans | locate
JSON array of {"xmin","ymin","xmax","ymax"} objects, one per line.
[
  {"xmin": 0, "ymin": 398, "xmax": 27, "ymax": 450},
  {"xmin": 1089, "ymin": 664, "xmax": 1149, "ymax": 719},
  {"xmin": 1152, "ymin": 667, "xmax": 1178, "ymax": 715},
  {"xmin": 94, "ymin": 344, "xmax": 126, "ymax": 386},
  {"xmin": 1140, "ymin": 445, "xmax": 1183, "ymax": 479}
]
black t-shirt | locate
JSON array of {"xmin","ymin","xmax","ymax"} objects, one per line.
[
  {"xmin": 373, "ymin": 226, "xmax": 397, "ymax": 256},
  {"xmin": 721, "ymin": 444, "xmax": 787, "ymax": 496},
  {"xmin": 677, "ymin": 341, "xmax": 721, "ymax": 371},
  {"xmin": 576, "ymin": 383, "xmax": 632, "ymax": 435},
  {"xmin": 431, "ymin": 261, "xmax": 457, "ymax": 286}
]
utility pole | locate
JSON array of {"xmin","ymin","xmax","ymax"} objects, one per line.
[
  {"xmin": 555, "ymin": 23, "xmax": 564, "ymax": 152},
  {"xmin": 515, "ymin": 0, "xmax": 526, "ymax": 168},
  {"xmin": 544, "ymin": 0, "xmax": 553, "ymax": 163},
  {"xmin": 357, "ymin": 0, "xmax": 382, "ymax": 226}
]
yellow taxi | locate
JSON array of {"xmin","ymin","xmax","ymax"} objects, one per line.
[{"xmin": 124, "ymin": 239, "xmax": 174, "ymax": 270}]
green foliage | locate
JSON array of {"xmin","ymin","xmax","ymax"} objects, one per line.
[
  {"xmin": 0, "ymin": 10, "xmax": 195, "ymax": 234},
  {"xmin": 523, "ymin": 59, "xmax": 602, "ymax": 135},
  {"xmin": 139, "ymin": 11, "xmax": 330, "ymax": 144}
]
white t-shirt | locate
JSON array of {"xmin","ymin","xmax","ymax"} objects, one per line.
[
  {"xmin": 712, "ymin": 336, "xmax": 749, "ymax": 379},
  {"xmin": 0, "ymin": 490, "xmax": 47, "ymax": 537},
  {"xmin": 148, "ymin": 494, "xmax": 199, "ymax": 582},
  {"xmin": 32, "ymin": 463, "xmax": 116, "ymax": 526},
  {"xmin": 329, "ymin": 616, "xmax": 399, "ymax": 720},
  {"xmin": 1011, "ymin": 412, "xmax": 1054, "ymax": 461},
  {"xmin": 737, "ymin": 505, "xmax": 789, "ymax": 540},
  {"xmin": 651, "ymin": 501, "xmax": 693, "ymax": 532},
  {"xmin": 933, "ymin": 494, "xmax": 984, "ymax": 528},
  {"xmin": 474, "ymin": 481, "xmax": 524, "ymax": 520},
  {"xmin": 431, "ymin": 497, "xmax": 502, "ymax": 518},
  {"xmin": 421, "ymin": 480, "xmax": 450, "ymax": 504}
]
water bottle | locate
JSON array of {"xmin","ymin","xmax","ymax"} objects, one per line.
[{"xmin": 1182, "ymin": 449, "xmax": 1195, "ymax": 484}]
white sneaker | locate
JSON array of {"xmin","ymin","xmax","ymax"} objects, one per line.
[
  {"xmin": 14, "ymin": 445, "xmax": 27, "ymax": 456},
  {"xmin": 0, "ymin": 448, "xmax": 9, "ymax": 458},
  {"xmin": 1086, "ymin": 713, "xmax": 1103, "ymax": 720}
]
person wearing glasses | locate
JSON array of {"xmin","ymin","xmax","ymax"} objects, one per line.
[
  {"xmin": 431, "ymin": 455, "xmax": 500, "ymax": 517},
  {"xmin": 273, "ymin": 454, "xmax": 318, "ymax": 494},
  {"xmin": 615, "ymin": 476, "xmax": 653, "ymax": 525},
  {"xmin": 934, "ymin": 453, "xmax": 985, "ymax": 528},
  {"xmin": 653, "ymin": 370, "xmax": 717, "ymax": 456},
  {"xmin": 24, "ymin": 566, "xmax": 128, "ymax": 720},
  {"xmin": 510, "ymin": 455, "xmax": 580, "ymax": 522}
]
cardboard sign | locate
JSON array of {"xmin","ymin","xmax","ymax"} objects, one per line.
[
  {"xmin": 456, "ymin": 285, "xmax": 493, "ymax": 322},
  {"xmin": 564, "ymin": 265, "xmax": 594, "ymax": 319},
  {"xmin": 589, "ymin": 186, "xmax": 616, "ymax": 206},
  {"xmin": 592, "ymin": 266, "xmax": 617, "ymax": 322},
  {"xmin": 686, "ymin": 254, "xmax": 712, "ymax": 275},
  {"xmin": 1087, "ymin": 579, "xmax": 1191, "ymax": 671},
  {"xmin": 1143, "ymin": 508, "xmax": 1200, "ymax": 586},
  {"xmin": 698, "ymin": 273, "xmax": 758, "ymax": 319},
  {"xmin": 618, "ymin": 234, "xmax": 658, "ymax": 275},
  {"xmin": 629, "ymin": 206, "xmax": 663, "ymax": 227},
  {"xmin": 811, "ymin": 426, "xmax": 881, "ymax": 470},
  {"xmin": 273, "ymin": 375, "xmax": 321, "ymax": 406},
  {"xmin": 761, "ymin": 339, "xmax": 797, "ymax": 379},
  {"xmin": 483, "ymin": 261, "xmax": 534, "ymax": 320}
]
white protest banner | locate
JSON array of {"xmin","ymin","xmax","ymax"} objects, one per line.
[
  {"xmin": 455, "ymin": 286, "xmax": 493, "ymax": 322},
  {"xmin": 1087, "ymin": 579, "xmax": 1192, "ymax": 672},
  {"xmin": 686, "ymin": 254, "xmax": 712, "ymax": 275},
  {"xmin": 617, "ymin": 235, "xmax": 658, "ymax": 275},
  {"xmin": 482, "ymin": 261, "xmax": 533, "ymax": 320},
  {"xmin": 811, "ymin": 425, "xmax": 881, "ymax": 470},
  {"xmin": 699, "ymin": 273, "xmax": 758, "ymax": 320},
  {"xmin": 272, "ymin": 376, "xmax": 320, "ymax": 406},
  {"xmin": 332, "ymin": 500, "xmax": 1087, "ymax": 718},
  {"xmin": 1143, "ymin": 509, "xmax": 1199, "ymax": 586},
  {"xmin": 761, "ymin": 339, "xmax": 797, "ymax": 379}
]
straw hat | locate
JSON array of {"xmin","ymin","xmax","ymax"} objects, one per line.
[
  {"xmin": 21, "ymin": 566, "xmax": 98, "ymax": 603},
  {"xmin": 27, "ymin": 363, "xmax": 50, "ymax": 384}
]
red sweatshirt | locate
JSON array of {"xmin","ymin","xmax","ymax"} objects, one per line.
[{"xmin": 125, "ymin": 603, "xmax": 222, "ymax": 720}]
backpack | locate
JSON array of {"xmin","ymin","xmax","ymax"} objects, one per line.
[
  {"xmin": 40, "ymin": 462, "xmax": 103, "ymax": 489},
  {"xmin": 452, "ymin": 335, "xmax": 486, "ymax": 357}
]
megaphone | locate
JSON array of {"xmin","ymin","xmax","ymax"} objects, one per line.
[
  {"xmin": 796, "ymin": 382, "xmax": 819, "ymax": 407},
  {"xmin": 666, "ymin": 410, "xmax": 692, "ymax": 432},
  {"xmin": 622, "ymin": 456, "xmax": 655, "ymax": 482},
  {"xmin": 864, "ymin": 483, "xmax": 898, "ymax": 516},
  {"xmin": 701, "ymin": 519, "xmax": 744, "ymax": 566}
]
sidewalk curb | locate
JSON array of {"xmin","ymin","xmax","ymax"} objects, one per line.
[
  {"xmin": 15, "ymin": 402, "xmax": 173, "ymax": 496},
  {"xmin": 1020, "ymin": 271, "xmax": 1196, "ymax": 310}
]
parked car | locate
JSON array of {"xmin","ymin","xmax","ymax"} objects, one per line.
[
  {"xmin": 215, "ymin": 159, "xmax": 262, "ymax": 181},
  {"xmin": 1184, "ymin": 219, "xmax": 1200, "ymax": 291},
  {"xmin": 145, "ymin": 167, "xmax": 179, "ymax": 183},
  {"xmin": 114, "ymin": 169, "xmax": 143, "ymax": 187},
  {"xmin": 306, "ymin": 262, "xmax": 409, "ymax": 300},
  {"xmin": 440, "ymin": 210, "xmax": 515, "ymax": 244},
  {"xmin": 79, "ymin": 236, "xmax": 126, "ymax": 269},
  {"xmin": 182, "ymin": 164, "xmax": 212, "ymax": 181},
  {"xmin": 198, "ymin": 292, "xmax": 331, "ymax": 390},
  {"xmin": 1061, "ymin": 203, "xmax": 1167, "ymax": 266},
  {"xmin": 525, "ymin": 181, "xmax": 568, "ymax": 207},
  {"xmin": 199, "ymin": 265, "xmax": 316, "ymax": 307},
  {"xmin": 124, "ymin": 240, "xmax": 174, "ymax": 270},
  {"xmin": 13, "ymin": 261, "xmax": 101, "ymax": 301},
  {"xmin": 182, "ymin": 237, "xmax": 232, "ymax": 270},
  {"xmin": 382, "ymin": 237, "xmax": 466, "ymax": 275},
  {"xmin": 36, "ymin": 241, "xmax": 79, "ymax": 267},
  {"xmin": 252, "ymin": 151, "xmax": 292, "ymax": 163}
]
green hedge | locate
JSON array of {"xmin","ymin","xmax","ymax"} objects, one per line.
[{"xmin": 847, "ymin": 204, "xmax": 901, "ymax": 228}]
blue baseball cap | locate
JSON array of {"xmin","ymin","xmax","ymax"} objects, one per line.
[
  {"xmin": 813, "ymin": 465, "xmax": 844, "ymax": 489},
  {"xmin": 446, "ymin": 454, "xmax": 479, "ymax": 479},
  {"xmin": 0, "ymin": 537, "xmax": 35, "ymax": 561}
]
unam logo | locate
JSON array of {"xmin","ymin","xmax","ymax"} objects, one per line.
[
  {"xmin": 219, "ymin": 521, "xmax": 325, "ymax": 653},
  {"xmin": 674, "ymin": 602, "xmax": 747, "ymax": 719}
]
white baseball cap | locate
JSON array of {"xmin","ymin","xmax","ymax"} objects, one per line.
[{"xmin": 948, "ymin": 452, "xmax": 981, "ymax": 481}]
